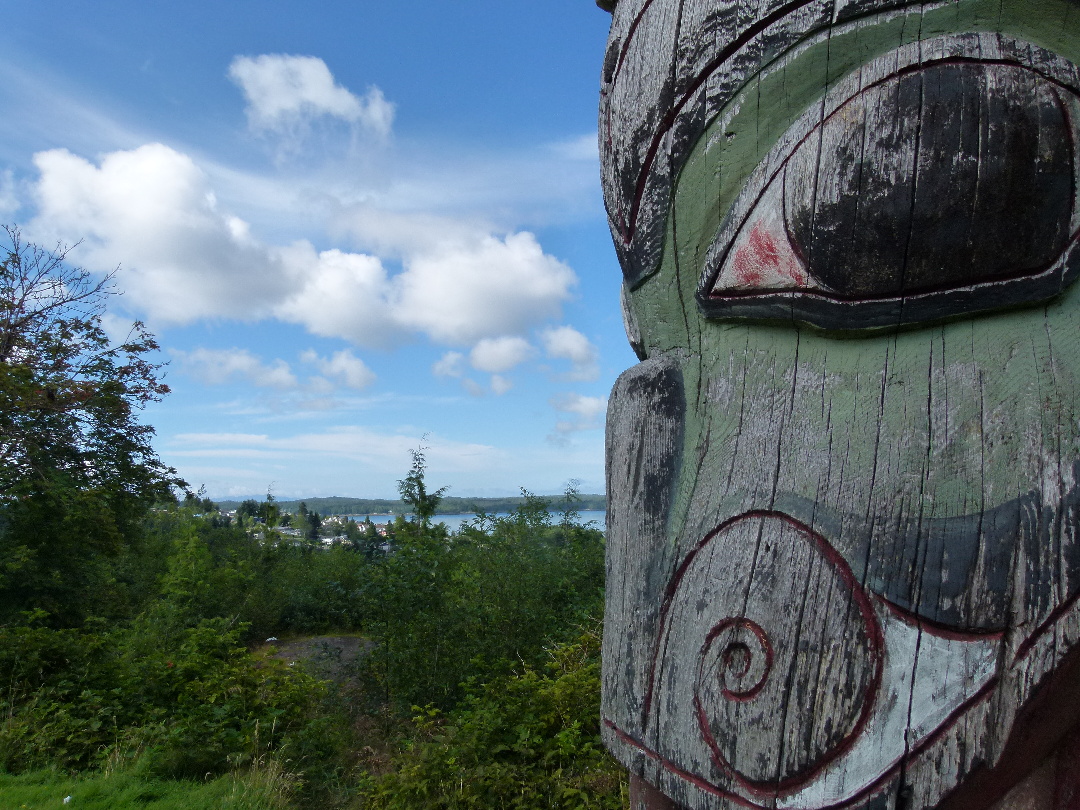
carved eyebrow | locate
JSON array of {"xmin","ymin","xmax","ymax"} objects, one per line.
[{"xmin": 605, "ymin": 0, "xmax": 817, "ymax": 284}]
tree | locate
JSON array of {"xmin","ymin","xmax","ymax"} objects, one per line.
[
  {"xmin": 0, "ymin": 226, "xmax": 178, "ymax": 624},
  {"xmin": 258, "ymin": 489, "xmax": 280, "ymax": 528},
  {"xmin": 236, "ymin": 499, "xmax": 260, "ymax": 523},
  {"xmin": 397, "ymin": 446, "xmax": 447, "ymax": 528},
  {"xmin": 304, "ymin": 508, "xmax": 322, "ymax": 544},
  {"xmin": 0, "ymin": 226, "xmax": 174, "ymax": 499},
  {"xmin": 297, "ymin": 500, "xmax": 321, "ymax": 543}
]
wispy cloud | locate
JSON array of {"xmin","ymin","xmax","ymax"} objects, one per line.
[
  {"xmin": 549, "ymin": 392, "xmax": 607, "ymax": 436},
  {"xmin": 432, "ymin": 351, "xmax": 466, "ymax": 379},
  {"xmin": 171, "ymin": 426, "xmax": 497, "ymax": 470},
  {"xmin": 0, "ymin": 169, "xmax": 17, "ymax": 218},
  {"xmin": 173, "ymin": 347, "xmax": 298, "ymax": 389},
  {"xmin": 300, "ymin": 348, "xmax": 376, "ymax": 390},
  {"xmin": 163, "ymin": 425, "xmax": 604, "ymax": 499}
]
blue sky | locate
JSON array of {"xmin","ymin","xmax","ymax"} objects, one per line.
[{"xmin": 1, "ymin": 1, "xmax": 634, "ymax": 499}]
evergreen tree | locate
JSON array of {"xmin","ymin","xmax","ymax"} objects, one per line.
[{"xmin": 397, "ymin": 446, "xmax": 447, "ymax": 528}]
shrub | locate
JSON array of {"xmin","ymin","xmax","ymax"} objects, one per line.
[{"xmin": 362, "ymin": 624, "xmax": 627, "ymax": 810}]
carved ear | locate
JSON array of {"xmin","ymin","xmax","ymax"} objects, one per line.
[{"xmin": 595, "ymin": 0, "xmax": 616, "ymax": 12}]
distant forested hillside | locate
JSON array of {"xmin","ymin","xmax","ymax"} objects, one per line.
[{"xmin": 216, "ymin": 493, "xmax": 607, "ymax": 515}]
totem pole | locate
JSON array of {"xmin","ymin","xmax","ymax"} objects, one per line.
[{"xmin": 597, "ymin": 2, "xmax": 1080, "ymax": 809}]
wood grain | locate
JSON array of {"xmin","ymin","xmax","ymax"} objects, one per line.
[{"xmin": 599, "ymin": 2, "xmax": 1080, "ymax": 809}]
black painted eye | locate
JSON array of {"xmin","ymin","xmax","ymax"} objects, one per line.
[{"xmin": 699, "ymin": 60, "xmax": 1080, "ymax": 330}]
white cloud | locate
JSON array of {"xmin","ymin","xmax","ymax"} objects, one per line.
[
  {"xmin": 29, "ymin": 144, "xmax": 292, "ymax": 324},
  {"xmin": 300, "ymin": 348, "xmax": 376, "ymax": 390},
  {"xmin": 276, "ymin": 244, "xmax": 403, "ymax": 347},
  {"xmin": 541, "ymin": 325, "xmax": 599, "ymax": 381},
  {"xmin": 550, "ymin": 392, "xmax": 607, "ymax": 433},
  {"xmin": 433, "ymin": 351, "xmax": 465, "ymax": 378},
  {"xmin": 395, "ymin": 232, "xmax": 576, "ymax": 344},
  {"xmin": 228, "ymin": 54, "xmax": 393, "ymax": 138},
  {"xmin": 278, "ymin": 232, "xmax": 576, "ymax": 348},
  {"xmin": 98, "ymin": 312, "xmax": 140, "ymax": 346},
  {"xmin": 335, "ymin": 207, "xmax": 481, "ymax": 259},
  {"xmin": 469, "ymin": 336, "xmax": 535, "ymax": 373},
  {"xmin": 490, "ymin": 374, "xmax": 513, "ymax": 395},
  {"xmin": 463, "ymin": 378, "xmax": 486, "ymax": 398},
  {"xmin": 25, "ymin": 144, "xmax": 580, "ymax": 351},
  {"xmin": 174, "ymin": 347, "xmax": 298, "ymax": 389},
  {"xmin": 548, "ymin": 132, "xmax": 599, "ymax": 162}
]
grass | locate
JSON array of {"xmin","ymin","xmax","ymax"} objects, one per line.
[{"xmin": 0, "ymin": 761, "xmax": 295, "ymax": 810}]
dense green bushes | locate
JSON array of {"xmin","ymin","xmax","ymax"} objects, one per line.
[
  {"xmin": 0, "ymin": 492, "xmax": 624, "ymax": 808},
  {"xmin": 359, "ymin": 495, "xmax": 606, "ymax": 712},
  {"xmin": 364, "ymin": 625, "xmax": 625, "ymax": 809},
  {"xmin": 0, "ymin": 618, "xmax": 328, "ymax": 778}
]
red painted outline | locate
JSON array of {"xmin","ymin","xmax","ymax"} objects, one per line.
[
  {"xmin": 603, "ymin": 718, "xmax": 899, "ymax": 810},
  {"xmin": 611, "ymin": 0, "xmax": 656, "ymax": 81},
  {"xmin": 604, "ymin": 719, "xmax": 776, "ymax": 810},
  {"xmin": 1015, "ymin": 583, "xmax": 1080, "ymax": 661},
  {"xmin": 606, "ymin": 673, "xmax": 997, "ymax": 810},
  {"xmin": 643, "ymin": 511, "xmax": 885, "ymax": 797},
  {"xmin": 617, "ymin": 501, "xmax": 1022, "ymax": 807},
  {"xmin": 697, "ymin": 617, "xmax": 774, "ymax": 702},
  {"xmin": 876, "ymin": 595, "xmax": 1007, "ymax": 643}
]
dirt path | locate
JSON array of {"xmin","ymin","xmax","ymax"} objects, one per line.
[{"xmin": 263, "ymin": 634, "xmax": 374, "ymax": 684}]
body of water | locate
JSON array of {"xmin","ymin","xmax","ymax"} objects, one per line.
[{"xmin": 345, "ymin": 510, "xmax": 606, "ymax": 533}]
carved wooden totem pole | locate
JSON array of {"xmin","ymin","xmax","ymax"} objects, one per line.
[{"xmin": 598, "ymin": 2, "xmax": 1080, "ymax": 809}]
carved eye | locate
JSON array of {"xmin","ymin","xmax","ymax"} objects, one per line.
[{"xmin": 699, "ymin": 61, "xmax": 1080, "ymax": 330}]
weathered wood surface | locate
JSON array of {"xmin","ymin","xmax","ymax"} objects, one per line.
[{"xmin": 598, "ymin": 2, "xmax": 1080, "ymax": 809}]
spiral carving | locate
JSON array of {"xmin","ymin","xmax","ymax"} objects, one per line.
[
  {"xmin": 647, "ymin": 512, "xmax": 883, "ymax": 793},
  {"xmin": 699, "ymin": 619, "xmax": 773, "ymax": 702}
]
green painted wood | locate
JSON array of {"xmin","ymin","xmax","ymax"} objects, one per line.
[{"xmin": 600, "ymin": 2, "xmax": 1080, "ymax": 809}]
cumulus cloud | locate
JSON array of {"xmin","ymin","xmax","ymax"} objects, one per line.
[
  {"xmin": 174, "ymin": 348, "xmax": 298, "ymax": 389},
  {"xmin": 26, "ymin": 143, "xmax": 580, "ymax": 360},
  {"xmin": 276, "ymin": 232, "xmax": 575, "ymax": 347},
  {"xmin": 432, "ymin": 351, "xmax": 466, "ymax": 378},
  {"xmin": 30, "ymin": 144, "xmax": 292, "ymax": 323},
  {"xmin": 469, "ymin": 336, "xmax": 535, "ymax": 373},
  {"xmin": 541, "ymin": 325, "xmax": 599, "ymax": 381},
  {"xmin": 300, "ymin": 348, "xmax": 376, "ymax": 390},
  {"xmin": 394, "ymin": 232, "xmax": 576, "ymax": 344},
  {"xmin": 490, "ymin": 375, "xmax": 513, "ymax": 396},
  {"xmin": 275, "ymin": 243, "xmax": 403, "ymax": 347},
  {"xmin": 550, "ymin": 392, "xmax": 607, "ymax": 433},
  {"xmin": 228, "ymin": 54, "xmax": 393, "ymax": 139}
]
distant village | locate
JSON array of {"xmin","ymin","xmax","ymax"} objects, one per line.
[{"xmin": 213, "ymin": 508, "xmax": 395, "ymax": 551}]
